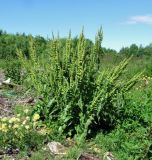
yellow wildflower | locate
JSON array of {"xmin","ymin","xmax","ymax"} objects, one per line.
[
  {"xmin": 38, "ymin": 128, "xmax": 47, "ymax": 135},
  {"xmin": 25, "ymin": 125, "xmax": 30, "ymax": 129},
  {"xmin": 14, "ymin": 131, "xmax": 18, "ymax": 135},
  {"xmin": 0, "ymin": 123, "xmax": 8, "ymax": 132},
  {"xmin": 26, "ymin": 116, "xmax": 30, "ymax": 121},
  {"xmin": 13, "ymin": 124, "xmax": 19, "ymax": 129},
  {"xmin": 16, "ymin": 118, "xmax": 20, "ymax": 122},
  {"xmin": 9, "ymin": 117, "xmax": 17, "ymax": 123},
  {"xmin": 3, "ymin": 128, "xmax": 8, "ymax": 132},
  {"xmin": 1, "ymin": 117, "xmax": 8, "ymax": 122},
  {"xmin": 24, "ymin": 109, "xmax": 29, "ymax": 114},
  {"xmin": 17, "ymin": 114, "xmax": 21, "ymax": 117},
  {"xmin": 22, "ymin": 120, "xmax": 27, "ymax": 125},
  {"xmin": 9, "ymin": 119, "xmax": 13, "ymax": 123},
  {"xmin": 32, "ymin": 113, "xmax": 40, "ymax": 121},
  {"xmin": 8, "ymin": 125, "xmax": 12, "ymax": 128}
]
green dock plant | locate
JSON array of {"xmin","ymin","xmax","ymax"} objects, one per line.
[{"xmin": 17, "ymin": 29, "xmax": 141, "ymax": 140}]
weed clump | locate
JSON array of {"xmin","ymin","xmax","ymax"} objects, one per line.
[{"xmin": 17, "ymin": 29, "xmax": 140, "ymax": 140}]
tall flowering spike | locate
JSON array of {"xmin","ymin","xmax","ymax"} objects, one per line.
[
  {"xmin": 76, "ymin": 29, "xmax": 86, "ymax": 84},
  {"xmin": 51, "ymin": 34, "xmax": 58, "ymax": 64},
  {"xmin": 28, "ymin": 36, "xmax": 38, "ymax": 68},
  {"xmin": 94, "ymin": 27, "xmax": 103, "ymax": 68},
  {"xmin": 65, "ymin": 30, "xmax": 72, "ymax": 69},
  {"xmin": 52, "ymin": 32, "xmax": 55, "ymax": 40},
  {"xmin": 95, "ymin": 27, "xmax": 103, "ymax": 50},
  {"xmin": 97, "ymin": 27, "xmax": 103, "ymax": 45},
  {"xmin": 16, "ymin": 48, "xmax": 27, "ymax": 69}
]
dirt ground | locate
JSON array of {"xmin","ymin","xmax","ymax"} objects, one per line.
[{"xmin": 0, "ymin": 70, "xmax": 36, "ymax": 118}]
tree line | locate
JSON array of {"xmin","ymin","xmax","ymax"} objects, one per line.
[{"xmin": 0, "ymin": 29, "xmax": 152, "ymax": 59}]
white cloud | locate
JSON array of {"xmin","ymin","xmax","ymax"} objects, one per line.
[{"xmin": 126, "ymin": 15, "xmax": 152, "ymax": 24}]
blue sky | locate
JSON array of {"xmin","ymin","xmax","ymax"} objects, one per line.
[{"xmin": 0, "ymin": 0, "xmax": 152, "ymax": 51}]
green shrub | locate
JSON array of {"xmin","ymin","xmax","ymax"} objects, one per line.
[
  {"xmin": 94, "ymin": 77, "xmax": 152, "ymax": 160},
  {"xmin": 124, "ymin": 76, "xmax": 152, "ymax": 125},
  {"xmin": 95, "ymin": 120, "xmax": 152, "ymax": 160},
  {"xmin": 17, "ymin": 29, "xmax": 140, "ymax": 140},
  {"xmin": 0, "ymin": 59, "xmax": 8, "ymax": 69},
  {"xmin": 4, "ymin": 60, "xmax": 23, "ymax": 84}
]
